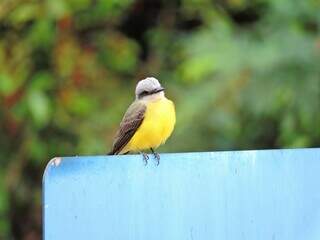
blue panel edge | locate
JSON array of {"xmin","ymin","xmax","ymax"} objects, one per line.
[{"xmin": 43, "ymin": 147, "xmax": 320, "ymax": 185}]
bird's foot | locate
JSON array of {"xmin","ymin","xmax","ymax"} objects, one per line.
[
  {"xmin": 150, "ymin": 148, "xmax": 160, "ymax": 166},
  {"xmin": 140, "ymin": 152, "xmax": 149, "ymax": 165}
]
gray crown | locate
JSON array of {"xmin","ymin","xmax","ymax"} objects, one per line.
[{"xmin": 135, "ymin": 77, "xmax": 162, "ymax": 97}]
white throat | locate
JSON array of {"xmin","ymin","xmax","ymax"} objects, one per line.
[{"xmin": 140, "ymin": 91, "xmax": 165, "ymax": 101}]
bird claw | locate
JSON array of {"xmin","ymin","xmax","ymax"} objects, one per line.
[
  {"xmin": 153, "ymin": 152, "xmax": 160, "ymax": 166},
  {"xmin": 141, "ymin": 150, "xmax": 160, "ymax": 166},
  {"xmin": 140, "ymin": 152, "xmax": 149, "ymax": 165},
  {"xmin": 150, "ymin": 148, "xmax": 160, "ymax": 166}
]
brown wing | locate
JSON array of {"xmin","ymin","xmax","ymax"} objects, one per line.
[{"xmin": 108, "ymin": 101, "xmax": 146, "ymax": 155}]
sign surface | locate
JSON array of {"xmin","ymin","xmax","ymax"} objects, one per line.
[{"xmin": 43, "ymin": 148, "xmax": 320, "ymax": 240}]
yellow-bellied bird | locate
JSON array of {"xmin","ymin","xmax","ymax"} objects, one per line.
[{"xmin": 108, "ymin": 77, "xmax": 176, "ymax": 165}]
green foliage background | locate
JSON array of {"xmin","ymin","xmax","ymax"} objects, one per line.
[{"xmin": 0, "ymin": 0, "xmax": 319, "ymax": 238}]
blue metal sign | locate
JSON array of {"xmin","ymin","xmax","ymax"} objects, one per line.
[{"xmin": 43, "ymin": 148, "xmax": 320, "ymax": 240}]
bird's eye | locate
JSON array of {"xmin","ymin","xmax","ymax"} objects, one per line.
[{"xmin": 139, "ymin": 91, "xmax": 149, "ymax": 98}]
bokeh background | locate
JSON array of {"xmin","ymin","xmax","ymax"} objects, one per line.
[{"xmin": 0, "ymin": 0, "xmax": 320, "ymax": 239}]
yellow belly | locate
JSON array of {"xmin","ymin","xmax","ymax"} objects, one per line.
[{"xmin": 122, "ymin": 98, "xmax": 176, "ymax": 153}]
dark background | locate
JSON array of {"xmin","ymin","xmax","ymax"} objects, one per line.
[{"xmin": 0, "ymin": 0, "xmax": 319, "ymax": 239}]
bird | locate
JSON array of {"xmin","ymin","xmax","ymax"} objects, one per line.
[{"xmin": 108, "ymin": 77, "xmax": 176, "ymax": 165}]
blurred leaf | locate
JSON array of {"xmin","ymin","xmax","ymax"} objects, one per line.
[
  {"xmin": 67, "ymin": 0, "xmax": 91, "ymax": 11},
  {"xmin": 27, "ymin": 90, "xmax": 51, "ymax": 127},
  {"xmin": 46, "ymin": 0, "xmax": 69, "ymax": 19},
  {"xmin": 98, "ymin": 33, "xmax": 140, "ymax": 73},
  {"xmin": 69, "ymin": 93, "xmax": 95, "ymax": 116},
  {"xmin": 30, "ymin": 71, "xmax": 55, "ymax": 91},
  {"xmin": 0, "ymin": 74, "xmax": 15, "ymax": 95},
  {"xmin": 0, "ymin": 171, "xmax": 9, "ymax": 238},
  {"xmin": 8, "ymin": 3, "xmax": 39, "ymax": 24},
  {"xmin": 28, "ymin": 19, "xmax": 56, "ymax": 48},
  {"xmin": 178, "ymin": 55, "xmax": 215, "ymax": 83},
  {"xmin": 29, "ymin": 134, "xmax": 48, "ymax": 163}
]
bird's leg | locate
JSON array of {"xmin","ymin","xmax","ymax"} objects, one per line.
[
  {"xmin": 140, "ymin": 152, "xmax": 149, "ymax": 165},
  {"xmin": 150, "ymin": 148, "xmax": 160, "ymax": 166}
]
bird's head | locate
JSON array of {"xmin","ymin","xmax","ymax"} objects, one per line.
[{"xmin": 135, "ymin": 77, "xmax": 165, "ymax": 100}]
